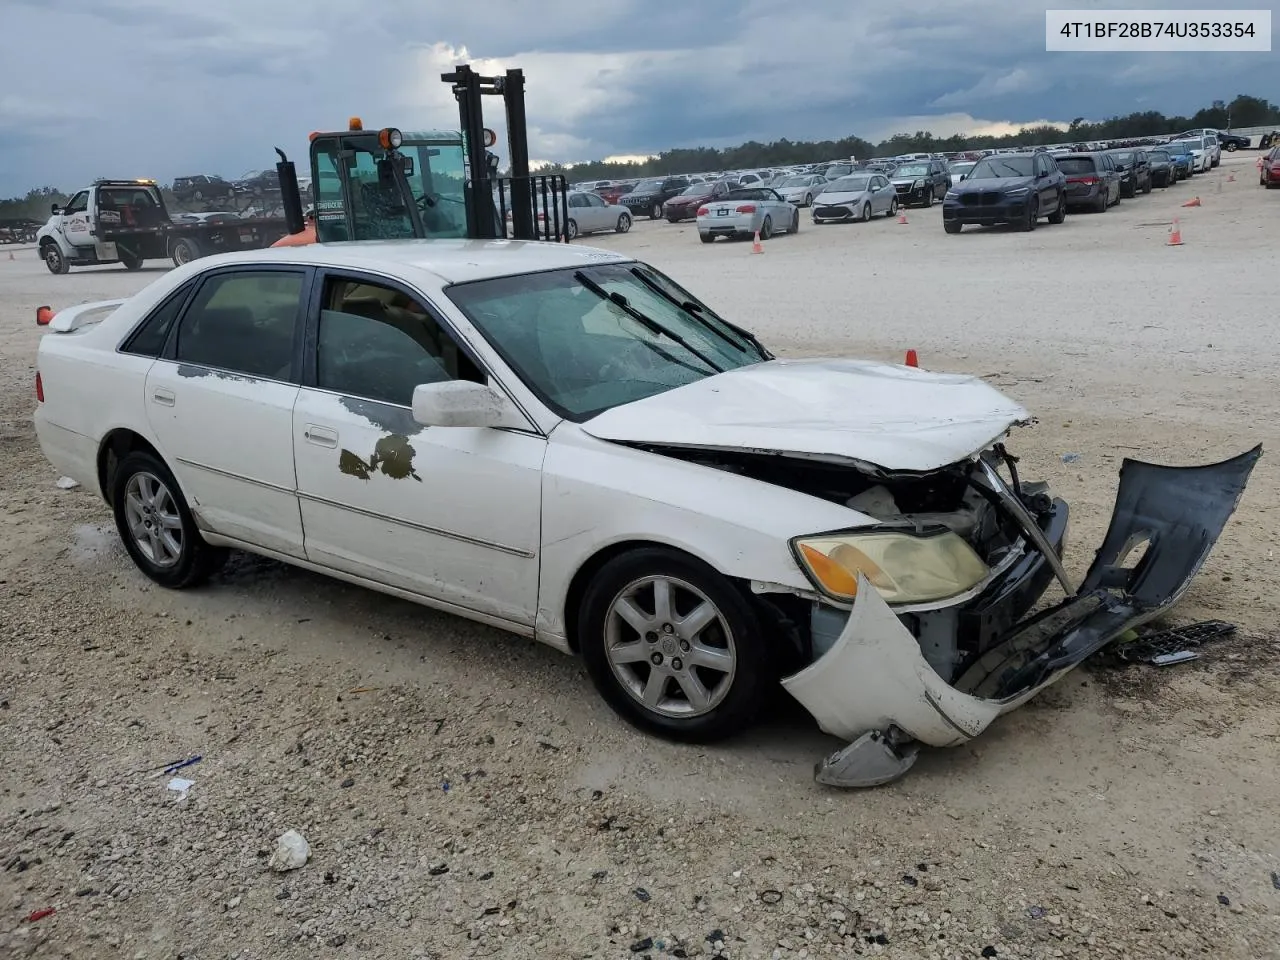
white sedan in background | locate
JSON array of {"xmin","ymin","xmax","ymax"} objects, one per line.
[
  {"xmin": 811, "ymin": 173, "xmax": 900, "ymax": 223},
  {"xmin": 32, "ymin": 241, "xmax": 1257, "ymax": 788},
  {"xmin": 696, "ymin": 187, "xmax": 799, "ymax": 243},
  {"xmin": 772, "ymin": 174, "xmax": 828, "ymax": 207}
]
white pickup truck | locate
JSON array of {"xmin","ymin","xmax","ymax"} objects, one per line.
[{"xmin": 36, "ymin": 179, "xmax": 291, "ymax": 275}]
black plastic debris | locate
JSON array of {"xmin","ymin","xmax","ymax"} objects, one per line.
[
  {"xmin": 633, "ymin": 887, "xmax": 651, "ymax": 902},
  {"xmin": 1115, "ymin": 620, "xmax": 1236, "ymax": 666},
  {"xmin": 1217, "ymin": 894, "xmax": 1231, "ymax": 906},
  {"xmin": 1027, "ymin": 905, "xmax": 1047, "ymax": 919},
  {"xmin": 902, "ymin": 874, "xmax": 918, "ymax": 887},
  {"xmin": 982, "ymin": 947, "xmax": 998, "ymax": 958},
  {"xmin": 760, "ymin": 889, "xmax": 783, "ymax": 905},
  {"xmin": 630, "ymin": 938, "xmax": 654, "ymax": 953},
  {"xmin": 1271, "ymin": 871, "xmax": 1280, "ymax": 891},
  {"xmin": 706, "ymin": 929, "xmax": 725, "ymax": 943}
]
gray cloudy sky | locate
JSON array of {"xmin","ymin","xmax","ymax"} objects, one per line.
[{"xmin": 0, "ymin": 0, "xmax": 1274, "ymax": 196}]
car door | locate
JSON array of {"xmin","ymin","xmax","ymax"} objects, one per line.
[
  {"xmin": 1033, "ymin": 155, "xmax": 1052, "ymax": 209},
  {"xmin": 291, "ymin": 269, "xmax": 546, "ymax": 626},
  {"xmin": 58, "ymin": 190, "xmax": 92, "ymax": 249},
  {"xmin": 567, "ymin": 193, "xmax": 590, "ymax": 234},
  {"xmin": 144, "ymin": 265, "xmax": 309, "ymax": 557},
  {"xmin": 584, "ymin": 192, "xmax": 611, "ymax": 232}
]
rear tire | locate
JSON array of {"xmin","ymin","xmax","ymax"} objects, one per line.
[
  {"xmin": 699, "ymin": 233, "xmax": 714, "ymax": 243},
  {"xmin": 887, "ymin": 197, "xmax": 899, "ymax": 218},
  {"xmin": 566, "ymin": 218, "xmax": 579, "ymax": 241},
  {"xmin": 650, "ymin": 203, "xmax": 662, "ymax": 220},
  {"xmin": 170, "ymin": 237, "xmax": 201, "ymax": 267},
  {"xmin": 577, "ymin": 547, "xmax": 771, "ymax": 743},
  {"xmin": 121, "ymin": 255, "xmax": 143, "ymax": 270},
  {"xmin": 759, "ymin": 215, "xmax": 773, "ymax": 240},
  {"xmin": 791, "ymin": 211, "xmax": 800, "ymax": 233},
  {"xmin": 110, "ymin": 451, "xmax": 227, "ymax": 589},
  {"xmin": 1047, "ymin": 193, "xmax": 1067, "ymax": 224}
]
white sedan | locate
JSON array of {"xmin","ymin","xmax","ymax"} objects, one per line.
[
  {"xmin": 696, "ymin": 187, "xmax": 799, "ymax": 243},
  {"xmin": 33, "ymin": 241, "xmax": 1257, "ymax": 787}
]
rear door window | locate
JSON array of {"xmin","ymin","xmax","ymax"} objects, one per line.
[{"xmin": 174, "ymin": 270, "xmax": 306, "ymax": 381}]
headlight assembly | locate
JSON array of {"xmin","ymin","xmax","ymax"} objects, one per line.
[
  {"xmin": 791, "ymin": 529, "xmax": 989, "ymax": 604},
  {"xmin": 945, "ymin": 190, "xmax": 959, "ymax": 199},
  {"xmin": 1005, "ymin": 187, "xmax": 1030, "ymax": 196}
]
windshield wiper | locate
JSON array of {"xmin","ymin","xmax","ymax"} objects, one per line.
[
  {"xmin": 573, "ymin": 271, "xmax": 724, "ymax": 374},
  {"xmin": 626, "ymin": 268, "xmax": 747, "ymax": 354}
]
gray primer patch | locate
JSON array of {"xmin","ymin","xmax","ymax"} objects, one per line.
[
  {"xmin": 339, "ymin": 397, "xmax": 424, "ymax": 436},
  {"xmin": 176, "ymin": 364, "xmax": 260, "ymax": 384}
]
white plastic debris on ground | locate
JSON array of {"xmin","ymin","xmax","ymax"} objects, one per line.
[
  {"xmin": 269, "ymin": 830, "xmax": 310, "ymax": 872},
  {"xmin": 55, "ymin": 476, "xmax": 79, "ymax": 489}
]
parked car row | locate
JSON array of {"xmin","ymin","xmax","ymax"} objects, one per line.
[{"xmin": 940, "ymin": 139, "xmax": 1210, "ymax": 233}]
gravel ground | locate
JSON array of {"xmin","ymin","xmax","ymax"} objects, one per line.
[{"xmin": 2, "ymin": 155, "xmax": 1278, "ymax": 959}]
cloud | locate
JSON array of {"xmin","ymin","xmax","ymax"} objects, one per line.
[{"xmin": 0, "ymin": 0, "xmax": 1274, "ymax": 196}]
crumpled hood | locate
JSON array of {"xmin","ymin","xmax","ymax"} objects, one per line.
[{"xmin": 580, "ymin": 358, "xmax": 1032, "ymax": 473}]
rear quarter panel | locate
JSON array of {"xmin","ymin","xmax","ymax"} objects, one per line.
[{"xmin": 34, "ymin": 271, "xmax": 197, "ymax": 496}]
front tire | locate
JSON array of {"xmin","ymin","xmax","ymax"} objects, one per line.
[
  {"xmin": 566, "ymin": 218, "xmax": 579, "ymax": 240},
  {"xmin": 943, "ymin": 220, "xmax": 961, "ymax": 234},
  {"xmin": 860, "ymin": 203, "xmax": 871, "ymax": 222},
  {"xmin": 121, "ymin": 255, "xmax": 143, "ymax": 270},
  {"xmin": 650, "ymin": 202, "xmax": 662, "ymax": 220},
  {"xmin": 577, "ymin": 548, "xmax": 771, "ymax": 742},
  {"xmin": 110, "ymin": 451, "xmax": 227, "ymax": 589},
  {"xmin": 42, "ymin": 244, "xmax": 69, "ymax": 275},
  {"xmin": 616, "ymin": 213, "xmax": 632, "ymax": 233},
  {"xmin": 1019, "ymin": 199, "xmax": 1038, "ymax": 231}
]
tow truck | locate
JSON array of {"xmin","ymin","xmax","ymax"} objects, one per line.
[
  {"xmin": 271, "ymin": 64, "xmax": 569, "ymax": 246},
  {"xmin": 35, "ymin": 179, "xmax": 290, "ymax": 275}
]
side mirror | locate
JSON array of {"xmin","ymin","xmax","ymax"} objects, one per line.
[
  {"xmin": 958, "ymin": 174, "xmax": 967, "ymax": 181},
  {"xmin": 411, "ymin": 380, "xmax": 527, "ymax": 430},
  {"xmin": 51, "ymin": 203, "xmax": 61, "ymax": 214}
]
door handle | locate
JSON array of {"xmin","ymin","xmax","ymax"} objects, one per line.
[
  {"xmin": 303, "ymin": 424, "xmax": 338, "ymax": 448},
  {"xmin": 151, "ymin": 387, "xmax": 175, "ymax": 407}
]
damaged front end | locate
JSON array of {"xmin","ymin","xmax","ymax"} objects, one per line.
[{"xmin": 773, "ymin": 444, "xmax": 1262, "ymax": 788}]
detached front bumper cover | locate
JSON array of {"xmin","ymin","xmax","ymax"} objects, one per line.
[{"xmin": 781, "ymin": 445, "xmax": 1262, "ymax": 788}]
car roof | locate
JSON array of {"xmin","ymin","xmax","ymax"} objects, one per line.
[{"xmin": 184, "ymin": 239, "xmax": 635, "ymax": 286}]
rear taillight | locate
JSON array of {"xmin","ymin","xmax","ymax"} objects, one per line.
[
  {"xmin": 1068, "ymin": 176, "xmax": 1098, "ymax": 185},
  {"xmin": 35, "ymin": 371, "xmax": 44, "ymax": 403},
  {"xmin": 696, "ymin": 206, "xmax": 709, "ymax": 217},
  {"xmin": 735, "ymin": 204, "xmax": 756, "ymax": 213}
]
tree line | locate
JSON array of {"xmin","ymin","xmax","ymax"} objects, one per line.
[
  {"xmin": 3, "ymin": 93, "xmax": 1277, "ymax": 220},
  {"xmin": 540, "ymin": 93, "xmax": 1280, "ymax": 182}
]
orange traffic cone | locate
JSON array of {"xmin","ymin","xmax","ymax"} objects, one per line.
[
  {"xmin": 1181, "ymin": 196, "xmax": 1201, "ymax": 207},
  {"xmin": 1167, "ymin": 218, "xmax": 1183, "ymax": 246},
  {"xmin": 36, "ymin": 305, "xmax": 53, "ymax": 325},
  {"xmin": 751, "ymin": 230, "xmax": 763, "ymax": 254},
  {"xmin": 896, "ymin": 209, "xmax": 908, "ymax": 224},
  {"xmin": 905, "ymin": 348, "xmax": 919, "ymax": 367}
]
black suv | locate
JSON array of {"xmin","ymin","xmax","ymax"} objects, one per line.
[
  {"xmin": 942, "ymin": 151, "xmax": 1067, "ymax": 233},
  {"xmin": 621, "ymin": 177, "xmax": 691, "ymax": 220},
  {"xmin": 172, "ymin": 174, "xmax": 235, "ymax": 203},
  {"xmin": 1104, "ymin": 149, "xmax": 1151, "ymax": 197},
  {"xmin": 1215, "ymin": 131, "xmax": 1250, "ymax": 152},
  {"xmin": 889, "ymin": 158, "xmax": 951, "ymax": 206}
]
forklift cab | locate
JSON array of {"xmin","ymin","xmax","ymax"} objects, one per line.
[{"xmin": 309, "ymin": 122, "xmax": 469, "ymax": 243}]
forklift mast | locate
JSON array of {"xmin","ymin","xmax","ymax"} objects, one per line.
[{"xmin": 274, "ymin": 63, "xmax": 568, "ymax": 245}]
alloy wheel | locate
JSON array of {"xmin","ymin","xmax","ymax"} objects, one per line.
[{"xmin": 603, "ymin": 575, "xmax": 736, "ymax": 719}]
